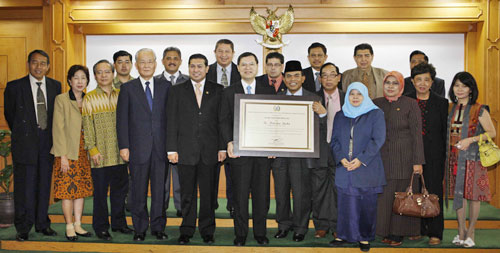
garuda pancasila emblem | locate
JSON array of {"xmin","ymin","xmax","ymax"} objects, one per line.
[{"xmin": 250, "ymin": 5, "xmax": 294, "ymax": 49}]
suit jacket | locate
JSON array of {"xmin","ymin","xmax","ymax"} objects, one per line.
[
  {"xmin": 331, "ymin": 108, "xmax": 387, "ymax": 188},
  {"xmin": 403, "ymin": 76, "xmax": 445, "ymax": 97},
  {"xmin": 256, "ymin": 74, "xmax": 287, "ymax": 94},
  {"xmin": 302, "ymin": 67, "xmax": 320, "ymax": 93},
  {"xmin": 155, "ymin": 71, "xmax": 189, "ymax": 86},
  {"xmin": 116, "ymin": 76, "xmax": 171, "ymax": 164},
  {"xmin": 50, "ymin": 91, "xmax": 83, "ymax": 161},
  {"xmin": 4, "ymin": 75, "xmax": 61, "ymax": 164},
  {"xmin": 167, "ymin": 80, "xmax": 224, "ymax": 166},
  {"xmin": 206, "ymin": 62, "xmax": 241, "ymax": 86},
  {"xmin": 341, "ymin": 66, "xmax": 388, "ymax": 99}
]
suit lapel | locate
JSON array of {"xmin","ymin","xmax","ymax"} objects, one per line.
[
  {"xmin": 133, "ymin": 79, "xmax": 152, "ymax": 114},
  {"xmin": 234, "ymin": 81, "xmax": 244, "ymax": 94},
  {"xmin": 21, "ymin": 76, "xmax": 37, "ymax": 125},
  {"xmin": 183, "ymin": 80, "xmax": 199, "ymax": 109},
  {"xmin": 46, "ymin": 79, "xmax": 58, "ymax": 119}
]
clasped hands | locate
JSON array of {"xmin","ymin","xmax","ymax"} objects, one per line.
[{"xmin": 341, "ymin": 158, "xmax": 362, "ymax": 171}]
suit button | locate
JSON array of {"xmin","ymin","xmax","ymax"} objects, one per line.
[{"xmin": 199, "ymin": 112, "xmax": 202, "ymax": 115}]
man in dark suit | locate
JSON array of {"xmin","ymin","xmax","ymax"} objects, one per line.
[
  {"xmin": 256, "ymin": 52, "xmax": 287, "ymax": 93},
  {"xmin": 402, "ymin": 50, "xmax": 445, "ymax": 97},
  {"xmin": 156, "ymin": 46, "xmax": 189, "ymax": 218},
  {"xmin": 167, "ymin": 54, "xmax": 225, "ymax": 245},
  {"xmin": 220, "ymin": 52, "xmax": 275, "ymax": 246},
  {"xmin": 116, "ymin": 48, "xmax": 170, "ymax": 241},
  {"xmin": 4, "ymin": 49, "xmax": 61, "ymax": 241},
  {"xmin": 303, "ymin": 42, "xmax": 329, "ymax": 93},
  {"xmin": 206, "ymin": 39, "xmax": 240, "ymax": 216},
  {"xmin": 272, "ymin": 60, "xmax": 327, "ymax": 242},
  {"xmin": 313, "ymin": 63, "xmax": 345, "ymax": 239}
]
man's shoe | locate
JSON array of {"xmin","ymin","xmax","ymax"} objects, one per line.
[
  {"xmin": 315, "ymin": 230, "xmax": 327, "ymax": 238},
  {"xmin": 255, "ymin": 236, "xmax": 269, "ymax": 245},
  {"xmin": 36, "ymin": 227, "xmax": 57, "ymax": 236},
  {"xmin": 133, "ymin": 232, "xmax": 145, "ymax": 241},
  {"xmin": 428, "ymin": 237, "xmax": 441, "ymax": 245},
  {"xmin": 152, "ymin": 231, "xmax": 168, "ymax": 240},
  {"xmin": 359, "ymin": 242, "xmax": 370, "ymax": 252},
  {"xmin": 293, "ymin": 233, "xmax": 305, "ymax": 242},
  {"xmin": 16, "ymin": 233, "xmax": 29, "ymax": 241},
  {"xmin": 274, "ymin": 230, "xmax": 289, "ymax": 239},
  {"xmin": 233, "ymin": 236, "xmax": 246, "ymax": 246},
  {"xmin": 112, "ymin": 226, "xmax": 134, "ymax": 234},
  {"xmin": 96, "ymin": 231, "xmax": 112, "ymax": 241},
  {"xmin": 176, "ymin": 210, "xmax": 182, "ymax": 217},
  {"xmin": 329, "ymin": 238, "xmax": 347, "ymax": 247},
  {"xmin": 178, "ymin": 234, "xmax": 191, "ymax": 245},
  {"xmin": 203, "ymin": 234, "xmax": 215, "ymax": 244}
]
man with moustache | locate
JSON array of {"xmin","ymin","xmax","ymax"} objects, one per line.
[
  {"xmin": 303, "ymin": 42, "xmax": 329, "ymax": 92},
  {"xmin": 156, "ymin": 46, "xmax": 189, "ymax": 218},
  {"xmin": 402, "ymin": 50, "xmax": 445, "ymax": 97},
  {"xmin": 4, "ymin": 49, "xmax": 61, "ymax": 241},
  {"xmin": 256, "ymin": 52, "xmax": 286, "ymax": 93},
  {"xmin": 220, "ymin": 52, "xmax": 275, "ymax": 246},
  {"xmin": 206, "ymin": 39, "xmax": 241, "ymax": 216},
  {"xmin": 313, "ymin": 62, "xmax": 345, "ymax": 239},
  {"xmin": 167, "ymin": 54, "xmax": 225, "ymax": 245},
  {"xmin": 82, "ymin": 60, "xmax": 132, "ymax": 240},
  {"xmin": 112, "ymin": 50, "xmax": 134, "ymax": 89},
  {"xmin": 342, "ymin": 43, "xmax": 388, "ymax": 99},
  {"xmin": 272, "ymin": 60, "xmax": 328, "ymax": 242},
  {"xmin": 117, "ymin": 48, "xmax": 170, "ymax": 241}
]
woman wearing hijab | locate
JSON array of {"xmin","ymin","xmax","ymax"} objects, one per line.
[
  {"xmin": 373, "ymin": 71, "xmax": 425, "ymax": 246},
  {"xmin": 330, "ymin": 82, "xmax": 386, "ymax": 252}
]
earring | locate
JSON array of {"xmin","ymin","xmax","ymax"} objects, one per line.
[{"xmin": 469, "ymin": 93, "xmax": 472, "ymax": 100}]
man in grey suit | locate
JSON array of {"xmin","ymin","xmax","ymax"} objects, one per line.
[
  {"xmin": 117, "ymin": 48, "xmax": 171, "ymax": 241},
  {"xmin": 156, "ymin": 46, "xmax": 189, "ymax": 217}
]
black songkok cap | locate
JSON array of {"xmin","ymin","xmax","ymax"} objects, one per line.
[{"xmin": 284, "ymin": 60, "xmax": 302, "ymax": 73}]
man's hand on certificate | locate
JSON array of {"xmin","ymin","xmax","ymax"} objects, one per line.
[
  {"xmin": 227, "ymin": 141, "xmax": 240, "ymax": 158},
  {"xmin": 312, "ymin": 101, "xmax": 327, "ymax": 115}
]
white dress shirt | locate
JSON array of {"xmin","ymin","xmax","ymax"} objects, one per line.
[
  {"xmin": 217, "ymin": 63, "xmax": 232, "ymax": 85},
  {"xmin": 163, "ymin": 70, "xmax": 180, "ymax": 85},
  {"xmin": 29, "ymin": 74, "xmax": 48, "ymax": 124},
  {"xmin": 241, "ymin": 79, "xmax": 256, "ymax": 94},
  {"xmin": 139, "ymin": 76, "xmax": 154, "ymax": 98}
]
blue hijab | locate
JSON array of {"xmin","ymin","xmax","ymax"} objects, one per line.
[{"xmin": 342, "ymin": 82, "xmax": 379, "ymax": 118}]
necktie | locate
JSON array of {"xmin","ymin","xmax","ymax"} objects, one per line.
[
  {"xmin": 246, "ymin": 85, "xmax": 252, "ymax": 95},
  {"xmin": 270, "ymin": 79, "xmax": 277, "ymax": 91},
  {"xmin": 145, "ymin": 81, "xmax": 153, "ymax": 111},
  {"xmin": 327, "ymin": 95, "xmax": 334, "ymax": 143},
  {"xmin": 170, "ymin": 75, "xmax": 175, "ymax": 85},
  {"xmin": 314, "ymin": 72, "xmax": 321, "ymax": 92},
  {"xmin": 36, "ymin": 82, "xmax": 48, "ymax": 130},
  {"xmin": 195, "ymin": 83, "xmax": 202, "ymax": 108},
  {"xmin": 221, "ymin": 68, "xmax": 229, "ymax": 87},
  {"xmin": 362, "ymin": 71, "xmax": 372, "ymax": 98}
]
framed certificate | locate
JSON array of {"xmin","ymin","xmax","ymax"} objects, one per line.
[{"xmin": 233, "ymin": 94, "xmax": 319, "ymax": 158}]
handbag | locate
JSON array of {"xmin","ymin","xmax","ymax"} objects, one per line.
[
  {"xmin": 478, "ymin": 133, "xmax": 500, "ymax": 167},
  {"xmin": 393, "ymin": 173, "xmax": 440, "ymax": 218}
]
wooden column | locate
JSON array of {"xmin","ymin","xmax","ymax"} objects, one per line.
[{"xmin": 43, "ymin": 0, "xmax": 68, "ymax": 91}]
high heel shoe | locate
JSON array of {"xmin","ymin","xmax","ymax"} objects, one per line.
[
  {"xmin": 452, "ymin": 235, "xmax": 464, "ymax": 246},
  {"xmin": 65, "ymin": 224, "xmax": 78, "ymax": 242},
  {"xmin": 74, "ymin": 221, "xmax": 92, "ymax": 237},
  {"xmin": 463, "ymin": 237, "xmax": 475, "ymax": 248}
]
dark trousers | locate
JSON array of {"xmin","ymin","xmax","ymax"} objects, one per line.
[
  {"xmin": 178, "ymin": 162, "xmax": 216, "ymax": 237},
  {"xmin": 13, "ymin": 129, "xmax": 52, "ymax": 234},
  {"xmin": 337, "ymin": 190, "xmax": 378, "ymax": 242},
  {"xmin": 272, "ymin": 158, "xmax": 312, "ymax": 235},
  {"xmin": 165, "ymin": 163, "xmax": 181, "ymax": 211},
  {"xmin": 129, "ymin": 154, "xmax": 166, "ymax": 234},
  {"xmin": 231, "ymin": 157, "xmax": 270, "ymax": 238},
  {"xmin": 311, "ymin": 166, "xmax": 337, "ymax": 232},
  {"xmin": 91, "ymin": 164, "xmax": 129, "ymax": 233},
  {"xmin": 421, "ymin": 168, "xmax": 444, "ymax": 239},
  {"xmin": 214, "ymin": 162, "xmax": 233, "ymax": 210}
]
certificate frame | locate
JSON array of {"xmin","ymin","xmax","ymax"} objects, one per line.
[{"xmin": 233, "ymin": 94, "xmax": 319, "ymax": 158}]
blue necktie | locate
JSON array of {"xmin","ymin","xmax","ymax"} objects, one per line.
[
  {"xmin": 145, "ymin": 81, "xmax": 153, "ymax": 111},
  {"xmin": 246, "ymin": 85, "xmax": 252, "ymax": 95}
]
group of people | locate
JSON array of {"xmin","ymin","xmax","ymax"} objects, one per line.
[{"xmin": 4, "ymin": 40, "xmax": 496, "ymax": 252}]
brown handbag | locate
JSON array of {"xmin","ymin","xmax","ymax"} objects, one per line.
[{"xmin": 392, "ymin": 173, "xmax": 440, "ymax": 218}]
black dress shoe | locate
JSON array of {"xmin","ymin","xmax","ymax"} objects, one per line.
[
  {"xmin": 255, "ymin": 236, "xmax": 269, "ymax": 245},
  {"xmin": 329, "ymin": 238, "xmax": 347, "ymax": 247},
  {"xmin": 233, "ymin": 236, "xmax": 246, "ymax": 246},
  {"xmin": 96, "ymin": 231, "xmax": 112, "ymax": 241},
  {"xmin": 274, "ymin": 230, "xmax": 289, "ymax": 239},
  {"xmin": 359, "ymin": 242, "xmax": 370, "ymax": 252},
  {"xmin": 36, "ymin": 227, "xmax": 57, "ymax": 236},
  {"xmin": 152, "ymin": 231, "xmax": 168, "ymax": 240},
  {"xmin": 178, "ymin": 234, "xmax": 191, "ymax": 245},
  {"xmin": 65, "ymin": 232, "xmax": 78, "ymax": 242},
  {"xmin": 16, "ymin": 233, "xmax": 29, "ymax": 241},
  {"xmin": 176, "ymin": 210, "xmax": 182, "ymax": 217},
  {"xmin": 133, "ymin": 233, "xmax": 145, "ymax": 241},
  {"xmin": 293, "ymin": 233, "xmax": 305, "ymax": 242},
  {"xmin": 112, "ymin": 226, "xmax": 134, "ymax": 234},
  {"xmin": 203, "ymin": 234, "xmax": 215, "ymax": 244},
  {"xmin": 75, "ymin": 231, "xmax": 92, "ymax": 237}
]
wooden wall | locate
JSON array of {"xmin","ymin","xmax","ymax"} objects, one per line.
[{"xmin": 0, "ymin": 0, "xmax": 499, "ymax": 207}]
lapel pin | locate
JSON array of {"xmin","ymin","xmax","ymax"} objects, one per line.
[
  {"xmin": 396, "ymin": 108, "xmax": 400, "ymax": 111},
  {"xmin": 206, "ymin": 91, "xmax": 209, "ymax": 94}
]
